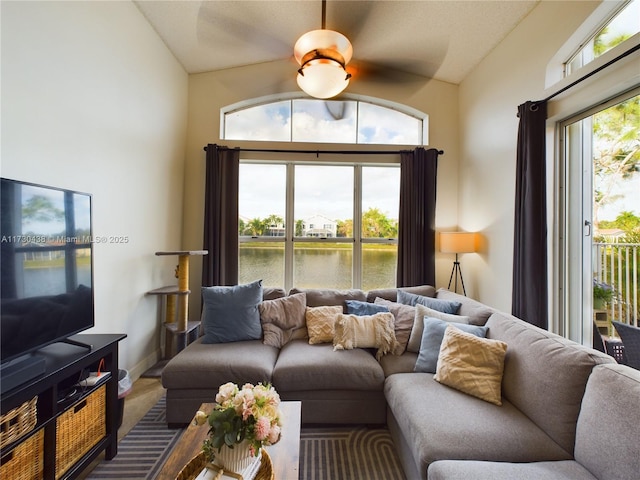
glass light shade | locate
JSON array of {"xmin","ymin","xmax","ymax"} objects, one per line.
[
  {"xmin": 296, "ymin": 60, "xmax": 350, "ymax": 99},
  {"xmin": 294, "ymin": 29, "xmax": 353, "ymax": 65},
  {"xmin": 439, "ymin": 232, "xmax": 478, "ymax": 253}
]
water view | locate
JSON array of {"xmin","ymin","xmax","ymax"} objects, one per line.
[{"xmin": 239, "ymin": 245, "xmax": 397, "ymax": 290}]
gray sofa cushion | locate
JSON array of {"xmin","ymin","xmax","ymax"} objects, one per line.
[
  {"xmin": 273, "ymin": 338, "xmax": 384, "ymax": 391},
  {"xmin": 385, "ymin": 372, "xmax": 572, "ymax": 475},
  {"xmin": 435, "ymin": 288, "xmax": 495, "ymax": 325},
  {"xmin": 575, "ymin": 364, "xmax": 640, "ymax": 480},
  {"xmin": 379, "ymin": 351, "xmax": 417, "ymax": 376},
  {"xmin": 486, "ymin": 312, "xmax": 616, "ymax": 455},
  {"xmin": 289, "ymin": 287, "xmax": 366, "ymax": 307},
  {"xmin": 427, "ymin": 460, "xmax": 597, "ymax": 480},
  {"xmin": 161, "ymin": 338, "xmax": 278, "ymax": 389},
  {"xmin": 365, "ymin": 285, "xmax": 436, "ymax": 303}
]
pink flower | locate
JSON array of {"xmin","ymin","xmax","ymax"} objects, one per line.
[
  {"xmin": 215, "ymin": 382, "xmax": 237, "ymax": 406},
  {"xmin": 254, "ymin": 416, "xmax": 271, "ymax": 441},
  {"xmin": 267, "ymin": 424, "xmax": 281, "ymax": 444}
]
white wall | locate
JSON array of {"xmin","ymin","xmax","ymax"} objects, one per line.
[
  {"xmin": 181, "ymin": 60, "xmax": 461, "ymax": 313},
  {"xmin": 1, "ymin": 1, "xmax": 188, "ymax": 378},
  {"xmin": 457, "ymin": 1, "xmax": 601, "ymax": 310}
]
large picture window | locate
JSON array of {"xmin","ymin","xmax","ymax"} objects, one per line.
[{"xmin": 238, "ymin": 161, "xmax": 400, "ymax": 290}]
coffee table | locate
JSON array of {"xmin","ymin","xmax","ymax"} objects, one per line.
[{"xmin": 156, "ymin": 401, "xmax": 301, "ymax": 480}]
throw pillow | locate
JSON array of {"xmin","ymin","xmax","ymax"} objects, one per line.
[
  {"xmin": 373, "ymin": 298, "xmax": 415, "ymax": 355},
  {"xmin": 434, "ymin": 325, "xmax": 508, "ymax": 406},
  {"xmin": 414, "ymin": 318, "xmax": 488, "ymax": 373},
  {"xmin": 345, "ymin": 300, "xmax": 390, "ymax": 316},
  {"xmin": 259, "ymin": 292, "xmax": 308, "ymax": 348},
  {"xmin": 407, "ymin": 304, "xmax": 471, "ymax": 353},
  {"xmin": 397, "ymin": 290, "xmax": 461, "ymax": 314},
  {"xmin": 306, "ymin": 305, "xmax": 343, "ymax": 344},
  {"xmin": 201, "ymin": 280, "xmax": 263, "ymax": 344},
  {"xmin": 333, "ymin": 312, "xmax": 398, "ymax": 360}
]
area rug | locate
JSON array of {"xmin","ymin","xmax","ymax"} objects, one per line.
[
  {"xmin": 86, "ymin": 396, "xmax": 406, "ymax": 480},
  {"xmin": 300, "ymin": 426, "xmax": 406, "ymax": 480},
  {"xmin": 86, "ymin": 396, "xmax": 183, "ymax": 479}
]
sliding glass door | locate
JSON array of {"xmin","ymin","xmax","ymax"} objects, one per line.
[{"xmin": 559, "ymin": 90, "xmax": 639, "ymax": 346}]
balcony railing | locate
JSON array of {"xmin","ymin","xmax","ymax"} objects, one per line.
[{"xmin": 593, "ymin": 242, "xmax": 639, "ymax": 329}]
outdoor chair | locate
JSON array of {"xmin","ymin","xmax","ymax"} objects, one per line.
[
  {"xmin": 593, "ymin": 321, "xmax": 607, "ymax": 353},
  {"xmin": 594, "ymin": 321, "xmax": 627, "ymax": 364},
  {"xmin": 612, "ymin": 321, "xmax": 640, "ymax": 370}
]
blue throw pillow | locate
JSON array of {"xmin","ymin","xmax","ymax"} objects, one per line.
[
  {"xmin": 201, "ymin": 280, "xmax": 263, "ymax": 344},
  {"xmin": 397, "ymin": 290, "xmax": 461, "ymax": 314},
  {"xmin": 345, "ymin": 300, "xmax": 389, "ymax": 316},
  {"xmin": 414, "ymin": 317, "xmax": 488, "ymax": 373}
]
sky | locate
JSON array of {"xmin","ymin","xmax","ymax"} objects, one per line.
[{"xmin": 239, "ymin": 164, "xmax": 400, "ymax": 222}]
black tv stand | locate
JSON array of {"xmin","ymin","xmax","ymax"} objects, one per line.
[
  {"xmin": 0, "ymin": 333, "xmax": 126, "ymax": 479},
  {"xmin": 0, "ymin": 353, "xmax": 46, "ymax": 394},
  {"xmin": 61, "ymin": 337, "xmax": 93, "ymax": 351}
]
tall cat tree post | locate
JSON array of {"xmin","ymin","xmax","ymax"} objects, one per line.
[{"xmin": 148, "ymin": 250, "xmax": 207, "ymax": 358}]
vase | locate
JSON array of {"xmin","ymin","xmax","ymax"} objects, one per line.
[
  {"xmin": 213, "ymin": 440, "xmax": 260, "ymax": 474},
  {"xmin": 594, "ymin": 298, "xmax": 606, "ymax": 310}
]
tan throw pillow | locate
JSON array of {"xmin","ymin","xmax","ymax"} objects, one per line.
[
  {"xmin": 333, "ymin": 312, "xmax": 398, "ymax": 360},
  {"xmin": 407, "ymin": 303, "xmax": 472, "ymax": 353},
  {"xmin": 258, "ymin": 292, "xmax": 307, "ymax": 348},
  {"xmin": 434, "ymin": 325, "xmax": 508, "ymax": 406},
  {"xmin": 306, "ymin": 305, "xmax": 343, "ymax": 344}
]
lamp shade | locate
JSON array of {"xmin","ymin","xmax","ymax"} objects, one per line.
[
  {"xmin": 439, "ymin": 232, "xmax": 477, "ymax": 254},
  {"xmin": 296, "ymin": 61, "xmax": 350, "ymax": 99},
  {"xmin": 294, "ymin": 29, "xmax": 353, "ymax": 99},
  {"xmin": 294, "ymin": 30, "xmax": 353, "ymax": 65}
]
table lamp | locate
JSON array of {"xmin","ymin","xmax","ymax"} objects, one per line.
[{"xmin": 439, "ymin": 232, "xmax": 478, "ymax": 296}]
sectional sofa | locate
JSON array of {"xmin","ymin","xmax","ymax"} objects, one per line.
[{"xmin": 161, "ymin": 283, "xmax": 640, "ymax": 480}]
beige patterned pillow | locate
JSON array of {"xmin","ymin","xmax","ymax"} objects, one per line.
[
  {"xmin": 434, "ymin": 325, "xmax": 508, "ymax": 405},
  {"xmin": 306, "ymin": 306, "xmax": 343, "ymax": 344},
  {"xmin": 333, "ymin": 312, "xmax": 398, "ymax": 360}
]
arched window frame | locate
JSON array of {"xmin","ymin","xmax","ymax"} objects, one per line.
[{"xmin": 220, "ymin": 92, "xmax": 429, "ymax": 146}]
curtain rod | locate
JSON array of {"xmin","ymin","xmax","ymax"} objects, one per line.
[
  {"xmin": 203, "ymin": 145, "xmax": 444, "ymax": 156},
  {"xmin": 540, "ymin": 42, "xmax": 640, "ymax": 104}
]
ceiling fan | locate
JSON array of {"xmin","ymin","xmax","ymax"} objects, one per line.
[
  {"xmin": 195, "ymin": 1, "xmax": 438, "ymax": 97},
  {"xmin": 293, "ymin": 0, "xmax": 353, "ymax": 99}
]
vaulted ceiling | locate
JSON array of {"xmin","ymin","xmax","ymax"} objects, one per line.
[{"xmin": 135, "ymin": 0, "xmax": 540, "ymax": 86}]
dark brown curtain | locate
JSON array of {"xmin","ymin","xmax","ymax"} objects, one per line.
[
  {"xmin": 512, "ymin": 101, "xmax": 548, "ymax": 328},
  {"xmin": 397, "ymin": 147, "xmax": 439, "ymax": 287},
  {"xmin": 202, "ymin": 144, "xmax": 240, "ymax": 286}
]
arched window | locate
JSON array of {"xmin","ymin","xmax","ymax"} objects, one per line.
[{"xmin": 221, "ymin": 93, "xmax": 428, "ymax": 145}]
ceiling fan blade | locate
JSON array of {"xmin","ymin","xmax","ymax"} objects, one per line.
[
  {"xmin": 325, "ymin": 1, "xmax": 376, "ymax": 44},
  {"xmin": 196, "ymin": 1, "xmax": 293, "ymax": 56},
  {"xmin": 347, "ymin": 59, "xmax": 427, "ymax": 84}
]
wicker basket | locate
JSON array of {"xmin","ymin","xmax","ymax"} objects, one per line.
[
  {"xmin": 55, "ymin": 385, "xmax": 106, "ymax": 479},
  {"xmin": 0, "ymin": 428, "xmax": 44, "ymax": 480},
  {"xmin": 176, "ymin": 449, "xmax": 274, "ymax": 480},
  {"xmin": 0, "ymin": 396, "xmax": 38, "ymax": 449}
]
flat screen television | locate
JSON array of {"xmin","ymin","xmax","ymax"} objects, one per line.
[{"xmin": 1, "ymin": 178, "xmax": 94, "ymax": 390}]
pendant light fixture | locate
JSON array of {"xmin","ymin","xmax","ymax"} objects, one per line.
[{"xmin": 294, "ymin": 1, "xmax": 352, "ymax": 99}]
